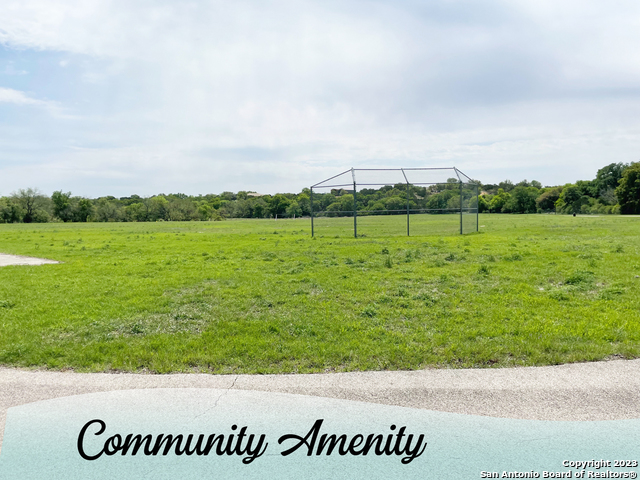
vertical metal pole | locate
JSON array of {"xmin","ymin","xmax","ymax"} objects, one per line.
[
  {"xmin": 406, "ymin": 183, "xmax": 410, "ymax": 236},
  {"xmin": 476, "ymin": 184, "xmax": 479, "ymax": 232},
  {"xmin": 353, "ymin": 182, "xmax": 357, "ymax": 238},
  {"xmin": 401, "ymin": 168, "xmax": 410, "ymax": 236},
  {"xmin": 459, "ymin": 182, "xmax": 463, "ymax": 235},
  {"xmin": 310, "ymin": 187, "xmax": 314, "ymax": 237}
]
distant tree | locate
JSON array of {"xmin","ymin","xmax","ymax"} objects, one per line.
[
  {"xmin": 489, "ymin": 189, "xmax": 510, "ymax": 213},
  {"xmin": 325, "ymin": 194, "xmax": 355, "ymax": 217},
  {"xmin": 269, "ymin": 194, "xmax": 290, "ymax": 217},
  {"xmin": 425, "ymin": 190, "xmax": 457, "ymax": 211},
  {"xmin": 366, "ymin": 200, "xmax": 386, "ymax": 213},
  {"xmin": 446, "ymin": 195, "xmax": 462, "ymax": 211},
  {"xmin": 167, "ymin": 198, "xmax": 196, "ymax": 221},
  {"xmin": 616, "ymin": 162, "xmax": 640, "ymax": 214},
  {"xmin": 516, "ymin": 179, "xmax": 541, "ymax": 189},
  {"xmin": 74, "ymin": 198, "xmax": 94, "ymax": 222},
  {"xmin": 220, "ymin": 191, "xmax": 236, "ymax": 201},
  {"xmin": 95, "ymin": 197, "xmax": 123, "ymax": 222},
  {"xmin": 498, "ymin": 180, "xmax": 515, "ymax": 192},
  {"xmin": 125, "ymin": 202, "xmax": 148, "ymax": 222},
  {"xmin": 149, "ymin": 196, "xmax": 169, "ymax": 221},
  {"xmin": 197, "ymin": 202, "xmax": 215, "ymax": 220},
  {"xmin": 11, "ymin": 188, "xmax": 50, "ymax": 223},
  {"xmin": 0, "ymin": 197, "xmax": 24, "ymax": 223},
  {"xmin": 52, "ymin": 191, "xmax": 73, "ymax": 221},
  {"xmin": 285, "ymin": 200, "xmax": 302, "ymax": 218},
  {"xmin": 232, "ymin": 199, "xmax": 252, "ymax": 218},
  {"xmin": 481, "ymin": 184, "xmax": 498, "ymax": 195},
  {"xmin": 251, "ymin": 198, "xmax": 269, "ymax": 218},
  {"xmin": 477, "ymin": 195, "xmax": 490, "ymax": 213},
  {"xmin": 119, "ymin": 194, "xmax": 143, "ymax": 206},
  {"xmin": 598, "ymin": 187, "xmax": 618, "ymax": 206},
  {"xmin": 556, "ymin": 184, "xmax": 590, "ymax": 214},
  {"xmin": 208, "ymin": 197, "xmax": 221, "ymax": 209},
  {"xmin": 536, "ymin": 187, "xmax": 562, "ymax": 212},
  {"xmin": 443, "ymin": 178, "xmax": 459, "ymax": 190},
  {"xmin": 384, "ymin": 196, "xmax": 406, "ymax": 212},
  {"xmin": 296, "ymin": 193, "xmax": 310, "ymax": 216},
  {"xmin": 502, "ymin": 186, "xmax": 539, "ymax": 213},
  {"xmin": 596, "ymin": 162, "xmax": 628, "ymax": 192},
  {"xmin": 575, "ymin": 180, "xmax": 597, "ymax": 198},
  {"xmin": 217, "ymin": 200, "xmax": 232, "ymax": 218},
  {"xmin": 559, "ymin": 184, "xmax": 581, "ymax": 203}
]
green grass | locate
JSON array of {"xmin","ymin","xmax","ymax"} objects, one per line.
[{"xmin": 0, "ymin": 214, "xmax": 639, "ymax": 373}]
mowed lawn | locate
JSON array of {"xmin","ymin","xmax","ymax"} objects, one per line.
[{"xmin": 0, "ymin": 214, "xmax": 638, "ymax": 373}]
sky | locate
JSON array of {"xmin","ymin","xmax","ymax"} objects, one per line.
[{"xmin": 0, "ymin": 0, "xmax": 639, "ymax": 197}]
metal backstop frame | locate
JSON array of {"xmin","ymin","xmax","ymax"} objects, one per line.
[{"xmin": 310, "ymin": 167, "xmax": 479, "ymax": 237}]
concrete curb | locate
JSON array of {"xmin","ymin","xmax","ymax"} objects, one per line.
[{"xmin": 2, "ymin": 358, "xmax": 640, "ymax": 450}]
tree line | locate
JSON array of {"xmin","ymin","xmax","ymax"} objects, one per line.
[
  {"xmin": 478, "ymin": 162, "xmax": 638, "ymax": 215},
  {"xmin": 1, "ymin": 162, "xmax": 639, "ymax": 223}
]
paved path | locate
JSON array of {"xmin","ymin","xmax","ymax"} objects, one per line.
[{"xmin": 2, "ymin": 359, "xmax": 639, "ymax": 448}]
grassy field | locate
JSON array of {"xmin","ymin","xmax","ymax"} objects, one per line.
[{"xmin": 0, "ymin": 214, "xmax": 639, "ymax": 373}]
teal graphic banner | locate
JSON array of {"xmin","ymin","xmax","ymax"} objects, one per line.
[{"xmin": 0, "ymin": 389, "xmax": 638, "ymax": 479}]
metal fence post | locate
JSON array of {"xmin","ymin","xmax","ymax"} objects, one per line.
[
  {"xmin": 476, "ymin": 184, "xmax": 479, "ymax": 232},
  {"xmin": 310, "ymin": 187, "xmax": 314, "ymax": 237},
  {"xmin": 406, "ymin": 185, "xmax": 410, "ymax": 236},
  {"xmin": 459, "ymin": 181, "xmax": 463, "ymax": 235},
  {"xmin": 401, "ymin": 168, "xmax": 410, "ymax": 236},
  {"xmin": 353, "ymin": 182, "xmax": 357, "ymax": 238}
]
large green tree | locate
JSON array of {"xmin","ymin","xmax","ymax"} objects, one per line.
[
  {"xmin": 616, "ymin": 162, "xmax": 640, "ymax": 214},
  {"xmin": 596, "ymin": 162, "xmax": 627, "ymax": 192},
  {"xmin": 489, "ymin": 189, "xmax": 510, "ymax": 213},
  {"xmin": 52, "ymin": 190, "xmax": 73, "ymax": 221},
  {"xmin": 556, "ymin": 184, "xmax": 590, "ymax": 214},
  {"xmin": 269, "ymin": 194, "xmax": 290, "ymax": 217},
  {"xmin": 73, "ymin": 198, "xmax": 95, "ymax": 222},
  {"xmin": 536, "ymin": 187, "xmax": 562, "ymax": 212},
  {"xmin": 502, "ymin": 186, "xmax": 539, "ymax": 213},
  {"xmin": 11, "ymin": 188, "xmax": 50, "ymax": 223},
  {"xmin": 0, "ymin": 197, "xmax": 24, "ymax": 223}
]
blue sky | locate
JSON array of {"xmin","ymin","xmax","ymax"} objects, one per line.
[{"xmin": 1, "ymin": 0, "xmax": 639, "ymax": 197}]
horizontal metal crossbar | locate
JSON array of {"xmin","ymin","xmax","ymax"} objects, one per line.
[
  {"xmin": 312, "ymin": 167, "xmax": 478, "ymax": 188},
  {"xmin": 313, "ymin": 208, "xmax": 478, "ymax": 214}
]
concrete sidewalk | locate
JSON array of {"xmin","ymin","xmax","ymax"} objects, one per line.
[
  {"xmin": 2, "ymin": 358, "xmax": 639, "ymax": 448},
  {"xmin": 0, "ymin": 253, "xmax": 59, "ymax": 266}
]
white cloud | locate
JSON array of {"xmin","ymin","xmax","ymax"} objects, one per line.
[
  {"xmin": 0, "ymin": 0, "xmax": 640, "ymax": 194},
  {"xmin": 0, "ymin": 86, "xmax": 48, "ymax": 106},
  {"xmin": 0, "ymin": 87, "xmax": 73, "ymax": 122}
]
